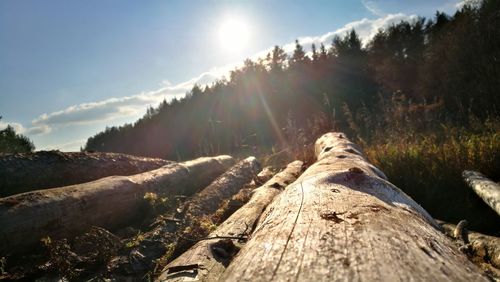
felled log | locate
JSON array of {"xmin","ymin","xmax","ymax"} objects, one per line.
[
  {"xmin": 183, "ymin": 157, "xmax": 261, "ymax": 218},
  {"xmin": 463, "ymin": 170, "xmax": 500, "ymax": 216},
  {"xmin": 0, "ymin": 151, "xmax": 173, "ymax": 197},
  {"xmin": 438, "ymin": 220, "xmax": 500, "ymax": 269},
  {"xmin": 158, "ymin": 160, "xmax": 303, "ymax": 282},
  {"xmin": 0, "ymin": 155, "xmax": 234, "ymax": 256},
  {"xmin": 106, "ymin": 157, "xmax": 261, "ymax": 277},
  {"xmin": 220, "ymin": 133, "xmax": 489, "ymax": 281}
]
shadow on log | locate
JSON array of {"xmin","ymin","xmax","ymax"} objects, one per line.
[
  {"xmin": 0, "ymin": 151, "xmax": 174, "ymax": 197},
  {"xmin": 0, "ymin": 155, "xmax": 234, "ymax": 256},
  {"xmin": 220, "ymin": 132, "xmax": 489, "ymax": 281},
  {"xmin": 157, "ymin": 160, "xmax": 304, "ymax": 282}
]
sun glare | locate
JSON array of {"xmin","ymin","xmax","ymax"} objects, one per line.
[{"xmin": 218, "ymin": 19, "xmax": 250, "ymax": 52}]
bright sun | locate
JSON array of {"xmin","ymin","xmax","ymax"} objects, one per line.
[{"xmin": 218, "ymin": 19, "xmax": 250, "ymax": 52}]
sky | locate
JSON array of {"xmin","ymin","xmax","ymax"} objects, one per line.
[{"xmin": 0, "ymin": 0, "xmax": 466, "ymax": 151}]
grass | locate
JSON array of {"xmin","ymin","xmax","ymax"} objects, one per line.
[{"xmin": 362, "ymin": 127, "xmax": 499, "ymax": 234}]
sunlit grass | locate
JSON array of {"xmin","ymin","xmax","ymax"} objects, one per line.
[{"xmin": 361, "ymin": 121, "xmax": 499, "ymax": 234}]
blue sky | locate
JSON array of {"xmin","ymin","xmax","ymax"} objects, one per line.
[{"xmin": 0, "ymin": 0, "xmax": 464, "ymax": 151}]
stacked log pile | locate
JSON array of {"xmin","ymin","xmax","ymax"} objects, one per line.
[
  {"xmin": 158, "ymin": 160, "xmax": 304, "ymax": 281},
  {"xmin": 106, "ymin": 157, "xmax": 262, "ymax": 278},
  {"xmin": 0, "ymin": 133, "xmax": 496, "ymax": 281},
  {"xmin": 0, "ymin": 155, "xmax": 234, "ymax": 255}
]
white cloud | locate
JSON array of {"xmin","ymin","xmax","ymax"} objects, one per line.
[
  {"xmin": 455, "ymin": 0, "xmax": 480, "ymax": 9},
  {"xmin": 0, "ymin": 120, "xmax": 26, "ymax": 133},
  {"xmin": 278, "ymin": 13, "xmax": 417, "ymax": 54},
  {"xmin": 361, "ymin": 0, "xmax": 385, "ymax": 16},
  {"xmin": 25, "ymin": 124, "xmax": 52, "ymax": 135},
  {"xmin": 32, "ymin": 94, "xmax": 160, "ymax": 127},
  {"xmin": 0, "ymin": 120, "xmax": 52, "ymax": 136},
  {"xmin": 44, "ymin": 139, "xmax": 87, "ymax": 151},
  {"xmin": 29, "ymin": 73, "xmax": 217, "ymax": 129}
]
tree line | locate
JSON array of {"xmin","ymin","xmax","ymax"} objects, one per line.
[{"xmin": 84, "ymin": 0, "xmax": 499, "ymax": 159}]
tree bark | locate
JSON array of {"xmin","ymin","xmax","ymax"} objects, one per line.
[
  {"xmin": 439, "ymin": 220, "xmax": 500, "ymax": 269},
  {"xmin": 106, "ymin": 157, "xmax": 261, "ymax": 278},
  {"xmin": 0, "ymin": 155, "xmax": 234, "ymax": 256},
  {"xmin": 0, "ymin": 151, "xmax": 173, "ymax": 197},
  {"xmin": 184, "ymin": 156, "xmax": 261, "ymax": 218},
  {"xmin": 220, "ymin": 132, "xmax": 489, "ymax": 282},
  {"xmin": 463, "ymin": 170, "xmax": 500, "ymax": 216},
  {"xmin": 157, "ymin": 160, "xmax": 304, "ymax": 282}
]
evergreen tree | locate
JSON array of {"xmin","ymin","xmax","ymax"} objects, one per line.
[{"xmin": 0, "ymin": 118, "xmax": 35, "ymax": 153}]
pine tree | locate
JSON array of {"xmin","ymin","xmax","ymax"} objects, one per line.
[{"xmin": 0, "ymin": 118, "xmax": 35, "ymax": 153}]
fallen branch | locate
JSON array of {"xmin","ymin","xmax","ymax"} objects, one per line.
[
  {"xmin": 463, "ymin": 170, "xmax": 500, "ymax": 216},
  {"xmin": 438, "ymin": 220, "xmax": 500, "ymax": 269}
]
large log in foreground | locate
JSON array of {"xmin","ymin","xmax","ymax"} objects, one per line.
[
  {"xmin": 221, "ymin": 133, "xmax": 488, "ymax": 281},
  {"xmin": 0, "ymin": 151, "xmax": 173, "ymax": 197},
  {"xmin": 463, "ymin": 170, "xmax": 500, "ymax": 216},
  {"xmin": 0, "ymin": 155, "xmax": 234, "ymax": 256},
  {"xmin": 158, "ymin": 160, "xmax": 304, "ymax": 282}
]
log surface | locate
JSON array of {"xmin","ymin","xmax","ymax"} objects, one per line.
[
  {"xmin": 0, "ymin": 151, "xmax": 173, "ymax": 197},
  {"xmin": 463, "ymin": 170, "xmax": 500, "ymax": 216},
  {"xmin": 184, "ymin": 156, "xmax": 261, "ymax": 218},
  {"xmin": 158, "ymin": 160, "xmax": 304, "ymax": 282},
  {"xmin": 439, "ymin": 220, "xmax": 500, "ymax": 269},
  {"xmin": 220, "ymin": 132, "xmax": 488, "ymax": 282},
  {"xmin": 0, "ymin": 155, "xmax": 234, "ymax": 256}
]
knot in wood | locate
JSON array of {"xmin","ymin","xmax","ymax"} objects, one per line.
[
  {"xmin": 210, "ymin": 239, "xmax": 240, "ymax": 259},
  {"xmin": 348, "ymin": 167, "xmax": 364, "ymax": 174},
  {"xmin": 320, "ymin": 211, "xmax": 346, "ymax": 223}
]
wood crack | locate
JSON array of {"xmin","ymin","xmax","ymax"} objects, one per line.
[{"xmin": 270, "ymin": 181, "xmax": 305, "ymax": 280}]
